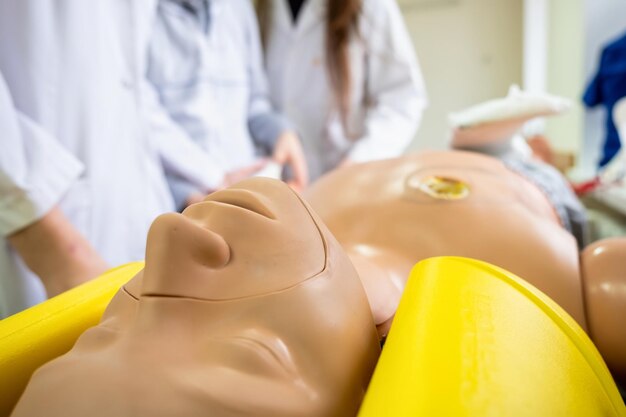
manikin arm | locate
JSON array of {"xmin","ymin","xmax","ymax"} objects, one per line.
[{"xmin": 580, "ymin": 237, "xmax": 626, "ymax": 385}]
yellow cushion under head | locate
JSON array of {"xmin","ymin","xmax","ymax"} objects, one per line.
[
  {"xmin": 358, "ymin": 256, "xmax": 625, "ymax": 417},
  {"xmin": 0, "ymin": 262, "xmax": 143, "ymax": 416},
  {"xmin": 2, "ymin": 258, "xmax": 624, "ymax": 416}
]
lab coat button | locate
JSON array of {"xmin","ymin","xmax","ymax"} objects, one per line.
[{"xmin": 121, "ymin": 78, "xmax": 134, "ymax": 89}]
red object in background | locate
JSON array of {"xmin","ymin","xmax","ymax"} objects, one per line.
[{"xmin": 573, "ymin": 177, "xmax": 601, "ymax": 196}]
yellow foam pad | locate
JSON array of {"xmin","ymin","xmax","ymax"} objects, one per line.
[
  {"xmin": 0, "ymin": 262, "xmax": 143, "ymax": 416},
  {"xmin": 358, "ymin": 257, "xmax": 625, "ymax": 416}
]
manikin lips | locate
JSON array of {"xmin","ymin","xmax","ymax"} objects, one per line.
[{"xmin": 202, "ymin": 188, "xmax": 277, "ymax": 220}]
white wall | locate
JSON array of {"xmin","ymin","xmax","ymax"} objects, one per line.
[
  {"xmin": 544, "ymin": 0, "xmax": 584, "ymax": 157},
  {"xmin": 400, "ymin": 0, "xmax": 523, "ymax": 151},
  {"xmin": 523, "ymin": 0, "xmax": 548, "ymax": 93},
  {"xmin": 581, "ymin": 0, "xmax": 626, "ymax": 170}
]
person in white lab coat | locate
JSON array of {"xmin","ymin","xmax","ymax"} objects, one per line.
[
  {"xmin": 0, "ymin": 1, "xmax": 221, "ymax": 318},
  {"xmin": 258, "ymin": 0, "xmax": 428, "ymax": 180},
  {"xmin": 148, "ymin": 0, "xmax": 308, "ymax": 208}
]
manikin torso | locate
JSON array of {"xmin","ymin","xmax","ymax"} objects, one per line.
[{"xmin": 305, "ymin": 151, "xmax": 585, "ymax": 334}]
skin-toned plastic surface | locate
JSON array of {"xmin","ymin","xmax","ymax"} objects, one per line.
[
  {"xmin": 448, "ymin": 85, "xmax": 571, "ymax": 149},
  {"xmin": 10, "ymin": 178, "xmax": 380, "ymax": 417},
  {"xmin": 581, "ymin": 238, "xmax": 626, "ymax": 385},
  {"xmin": 451, "ymin": 115, "xmax": 535, "ymax": 148},
  {"xmin": 358, "ymin": 257, "xmax": 626, "ymax": 417},
  {"xmin": 305, "ymin": 151, "xmax": 585, "ymax": 335},
  {"xmin": 0, "ymin": 262, "xmax": 143, "ymax": 417}
]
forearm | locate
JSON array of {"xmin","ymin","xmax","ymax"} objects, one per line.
[{"xmin": 7, "ymin": 206, "xmax": 108, "ymax": 296}]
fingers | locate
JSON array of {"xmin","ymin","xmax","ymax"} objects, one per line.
[
  {"xmin": 238, "ymin": 159, "xmax": 268, "ymax": 177},
  {"xmin": 273, "ymin": 132, "xmax": 309, "ymax": 190},
  {"xmin": 286, "ymin": 180, "xmax": 304, "ymax": 193},
  {"xmin": 287, "ymin": 152, "xmax": 309, "ymax": 190},
  {"xmin": 337, "ymin": 157, "xmax": 353, "ymax": 169},
  {"xmin": 186, "ymin": 192, "xmax": 207, "ymax": 207},
  {"xmin": 224, "ymin": 160, "xmax": 268, "ymax": 187},
  {"xmin": 271, "ymin": 132, "xmax": 293, "ymax": 164}
]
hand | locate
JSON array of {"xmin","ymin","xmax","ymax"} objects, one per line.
[
  {"xmin": 273, "ymin": 132, "xmax": 309, "ymax": 192},
  {"xmin": 337, "ymin": 157, "xmax": 354, "ymax": 169},
  {"xmin": 221, "ymin": 160, "xmax": 268, "ymax": 188},
  {"xmin": 184, "ymin": 161, "xmax": 268, "ymax": 208},
  {"xmin": 7, "ymin": 207, "xmax": 109, "ymax": 297},
  {"xmin": 185, "ymin": 192, "xmax": 207, "ymax": 207}
]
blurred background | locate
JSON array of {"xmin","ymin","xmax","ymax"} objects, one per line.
[{"xmin": 401, "ymin": 0, "xmax": 626, "ymax": 179}]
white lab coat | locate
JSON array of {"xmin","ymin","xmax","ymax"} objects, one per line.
[
  {"xmin": 0, "ymin": 1, "xmax": 212, "ymax": 317},
  {"xmin": 264, "ymin": 0, "xmax": 428, "ymax": 179},
  {"xmin": 148, "ymin": 0, "xmax": 292, "ymax": 207}
]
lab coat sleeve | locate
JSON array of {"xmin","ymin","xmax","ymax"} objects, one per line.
[
  {"xmin": 0, "ymin": 73, "xmax": 84, "ymax": 236},
  {"xmin": 142, "ymin": 80, "xmax": 225, "ymax": 205},
  {"xmin": 347, "ymin": 0, "xmax": 428, "ymax": 163},
  {"xmin": 242, "ymin": 0, "xmax": 294, "ymax": 152},
  {"xmin": 144, "ymin": 3, "xmax": 225, "ymax": 207}
]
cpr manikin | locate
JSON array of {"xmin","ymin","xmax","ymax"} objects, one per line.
[
  {"xmin": 305, "ymin": 151, "xmax": 626, "ymax": 385},
  {"xmin": 10, "ymin": 178, "xmax": 380, "ymax": 417}
]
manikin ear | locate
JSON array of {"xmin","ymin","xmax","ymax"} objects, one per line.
[{"xmin": 141, "ymin": 213, "xmax": 231, "ymax": 297}]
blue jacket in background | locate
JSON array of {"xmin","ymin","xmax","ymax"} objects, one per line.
[{"xmin": 583, "ymin": 31, "xmax": 626, "ymax": 167}]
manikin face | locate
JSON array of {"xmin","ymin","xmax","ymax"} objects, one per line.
[{"xmin": 11, "ymin": 179, "xmax": 380, "ymax": 417}]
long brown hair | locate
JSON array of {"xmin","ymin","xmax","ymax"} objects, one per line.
[{"xmin": 257, "ymin": 0, "xmax": 362, "ymax": 127}]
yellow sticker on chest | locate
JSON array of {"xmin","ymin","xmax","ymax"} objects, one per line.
[{"xmin": 416, "ymin": 176, "xmax": 470, "ymax": 200}]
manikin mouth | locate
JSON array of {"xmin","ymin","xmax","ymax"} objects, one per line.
[{"xmin": 202, "ymin": 188, "xmax": 277, "ymax": 220}]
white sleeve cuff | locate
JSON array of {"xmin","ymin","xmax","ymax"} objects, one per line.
[{"xmin": 0, "ymin": 113, "xmax": 83, "ymax": 236}]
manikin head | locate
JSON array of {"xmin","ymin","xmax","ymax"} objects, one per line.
[{"xmin": 11, "ymin": 178, "xmax": 380, "ymax": 417}]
